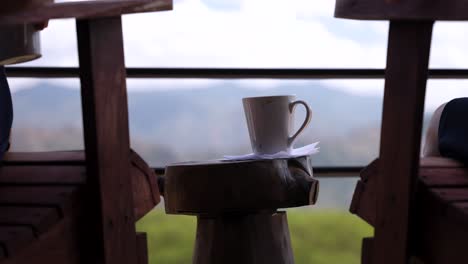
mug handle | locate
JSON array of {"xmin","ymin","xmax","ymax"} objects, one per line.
[{"xmin": 288, "ymin": 100, "xmax": 312, "ymax": 148}]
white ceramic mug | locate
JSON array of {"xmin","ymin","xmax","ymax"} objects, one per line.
[{"xmin": 243, "ymin": 95, "xmax": 312, "ymax": 155}]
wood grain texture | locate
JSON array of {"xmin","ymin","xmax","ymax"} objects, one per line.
[
  {"xmin": 130, "ymin": 150, "xmax": 161, "ymax": 220},
  {"xmin": 414, "ymin": 188, "xmax": 468, "ymax": 264},
  {"xmin": 0, "ymin": 166, "xmax": 86, "ymax": 185},
  {"xmin": 1, "ymin": 213, "xmax": 81, "ymax": 264},
  {"xmin": 164, "ymin": 156, "xmax": 319, "ymax": 215},
  {"xmin": 0, "ymin": 0, "xmax": 51, "ymax": 15},
  {"xmin": 374, "ymin": 21, "xmax": 433, "ymax": 264},
  {"xmin": 77, "ymin": 17, "xmax": 137, "ymax": 264},
  {"xmin": 335, "ymin": 0, "xmax": 468, "ymax": 21},
  {"xmin": 193, "ymin": 212, "xmax": 294, "ymax": 264},
  {"xmin": 0, "ymin": 0, "xmax": 172, "ymax": 25},
  {"xmin": 0, "ymin": 206, "xmax": 60, "ymax": 235},
  {"xmin": 351, "ymin": 158, "xmax": 468, "ymax": 225},
  {"xmin": 349, "ymin": 180, "xmax": 376, "ymax": 226},
  {"xmin": 0, "ymin": 186, "xmax": 76, "ymax": 213},
  {"xmin": 136, "ymin": 233, "xmax": 148, "ymax": 264},
  {"xmin": 0, "ymin": 227, "xmax": 35, "ymax": 257},
  {"xmin": 351, "ymin": 158, "xmax": 468, "ymax": 226},
  {"xmin": 0, "ymin": 150, "xmax": 158, "ymax": 262},
  {"xmin": 0, "ymin": 151, "xmax": 160, "ymax": 220},
  {"xmin": 352, "ymin": 159, "xmax": 468, "ymax": 264},
  {"xmin": 361, "ymin": 237, "xmax": 374, "ymax": 264},
  {"xmin": 3, "ymin": 152, "xmax": 85, "ymax": 165},
  {"xmin": 433, "ymin": 188, "xmax": 468, "ymax": 201}
]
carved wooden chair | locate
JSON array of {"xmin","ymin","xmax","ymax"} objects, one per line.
[
  {"xmin": 335, "ymin": 0, "xmax": 468, "ymax": 263},
  {"xmin": 0, "ymin": 1, "xmax": 171, "ymax": 263}
]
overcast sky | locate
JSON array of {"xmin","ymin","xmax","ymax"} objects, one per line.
[{"xmin": 10, "ymin": 0, "xmax": 468, "ymax": 109}]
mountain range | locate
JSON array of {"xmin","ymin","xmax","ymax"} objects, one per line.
[{"xmin": 9, "ymin": 81, "xmax": 431, "ymax": 208}]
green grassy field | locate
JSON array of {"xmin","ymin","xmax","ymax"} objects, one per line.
[{"xmin": 137, "ymin": 209, "xmax": 373, "ymax": 264}]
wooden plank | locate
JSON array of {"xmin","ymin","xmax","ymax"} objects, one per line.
[
  {"xmin": 76, "ymin": 17, "xmax": 138, "ymax": 264},
  {"xmin": 357, "ymin": 158, "xmax": 468, "ymax": 187},
  {"xmin": 0, "ymin": 0, "xmax": 172, "ymax": 25},
  {"xmin": 420, "ymin": 157, "xmax": 464, "ymax": 168},
  {"xmin": 130, "ymin": 150, "xmax": 161, "ymax": 208},
  {"xmin": 0, "ymin": 206, "xmax": 60, "ymax": 234},
  {"xmin": 1, "ymin": 213, "xmax": 81, "ymax": 264},
  {"xmin": 361, "ymin": 237, "xmax": 374, "ymax": 264},
  {"xmin": 193, "ymin": 212, "xmax": 294, "ymax": 264},
  {"xmin": 349, "ymin": 180, "xmax": 376, "ymax": 226},
  {"xmin": 0, "ymin": 186, "xmax": 76, "ymax": 214},
  {"xmin": 136, "ymin": 233, "xmax": 148, "ymax": 264},
  {"xmin": 0, "ymin": 166, "xmax": 86, "ymax": 185},
  {"xmin": 452, "ymin": 202, "xmax": 468, "ymax": 217},
  {"xmin": 351, "ymin": 173, "xmax": 468, "ymax": 263},
  {"xmin": 414, "ymin": 189, "xmax": 468, "ymax": 264},
  {"xmin": 3, "ymin": 151, "xmax": 85, "ymax": 165},
  {"xmin": 420, "ymin": 168, "xmax": 468, "ymax": 187},
  {"xmin": 350, "ymin": 163, "xmax": 468, "ymax": 226},
  {"xmin": 433, "ymin": 188, "xmax": 468, "ymax": 202},
  {"xmin": 0, "ymin": 226, "xmax": 35, "ymax": 257},
  {"xmin": 335, "ymin": 0, "xmax": 468, "ymax": 21},
  {"xmin": 0, "ymin": 246, "xmax": 5, "ymax": 260},
  {"xmin": 360, "ymin": 159, "xmax": 378, "ymax": 182},
  {"xmin": 373, "ymin": 21, "xmax": 433, "ymax": 264}
]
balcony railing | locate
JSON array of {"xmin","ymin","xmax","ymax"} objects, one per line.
[{"xmin": 8, "ymin": 66, "xmax": 466, "ymax": 177}]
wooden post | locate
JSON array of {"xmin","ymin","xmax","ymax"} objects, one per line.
[
  {"xmin": 76, "ymin": 17, "xmax": 139, "ymax": 264},
  {"xmin": 193, "ymin": 212, "xmax": 294, "ymax": 264},
  {"xmin": 373, "ymin": 21, "xmax": 434, "ymax": 264},
  {"xmin": 164, "ymin": 157, "xmax": 318, "ymax": 263}
]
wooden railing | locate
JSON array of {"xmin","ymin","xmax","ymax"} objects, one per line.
[{"xmin": 8, "ymin": 66, "xmax": 467, "ymax": 177}]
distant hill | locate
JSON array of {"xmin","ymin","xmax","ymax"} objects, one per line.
[
  {"xmin": 11, "ymin": 81, "xmax": 383, "ymax": 163},
  {"xmin": 8, "ymin": 81, "xmax": 393, "ymax": 208}
]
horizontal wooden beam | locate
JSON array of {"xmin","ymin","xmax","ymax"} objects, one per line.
[
  {"xmin": 6, "ymin": 67, "xmax": 468, "ymax": 79},
  {"xmin": 0, "ymin": 0, "xmax": 172, "ymax": 25},
  {"xmin": 335, "ymin": 0, "xmax": 468, "ymax": 21}
]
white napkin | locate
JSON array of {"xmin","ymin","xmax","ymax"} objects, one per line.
[{"xmin": 222, "ymin": 142, "xmax": 319, "ymax": 161}]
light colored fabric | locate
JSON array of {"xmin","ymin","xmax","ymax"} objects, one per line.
[
  {"xmin": 0, "ymin": 66, "xmax": 12, "ymax": 160},
  {"xmin": 422, "ymin": 103, "xmax": 447, "ymax": 157}
]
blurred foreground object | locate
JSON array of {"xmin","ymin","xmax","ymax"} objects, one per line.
[
  {"xmin": 0, "ymin": 0, "xmax": 53, "ymax": 15},
  {"xmin": 0, "ymin": 66, "xmax": 12, "ymax": 159},
  {"xmin": 0, "ymin": 23, "xmax": 42, "ymax": 65},
  {"xmin": 0, "ymin": 0, "xmax": 52, "ymax": 65}
]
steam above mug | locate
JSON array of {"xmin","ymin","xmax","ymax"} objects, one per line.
[{"xmin": 243, "ymin": 95, "xmax": 312, "ymax": 155}]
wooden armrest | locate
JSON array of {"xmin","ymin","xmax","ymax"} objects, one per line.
[
  {"xmin": 0, "ymin": 0, "xmax": 172, "ymax": 25},
  {"xmin": 335, "ymin": 0, "xmax": 468, "ymax": 21}
]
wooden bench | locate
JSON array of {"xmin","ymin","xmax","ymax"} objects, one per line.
[
  {"xmin": 0, "ymin": 150, "xmax": 160, "ymax": 263},
  {"xmin": 351, "ymin": 157, "xmax": 468, "ymax": 264}
]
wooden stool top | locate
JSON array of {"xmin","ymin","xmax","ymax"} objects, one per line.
[
  {"xmin": 164, "ymin": 156, "xmax": 319, "ymax": 215},
  {"xmin": 335, "ymin": 0, "xmax": 468, "ymax": 21},
  {"xmin": 0, "ymin": 0, "xmax": 172, "ymax": 25}
]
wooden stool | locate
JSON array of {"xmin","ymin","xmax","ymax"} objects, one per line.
[{"xmin": 164, "ymin": 156, "xmax": 319, "ymax": 264}]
